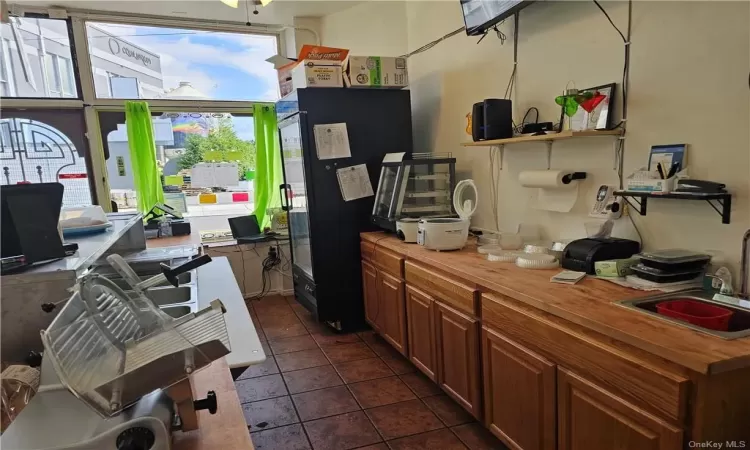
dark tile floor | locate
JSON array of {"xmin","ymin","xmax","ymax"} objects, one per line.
[{"xmin": 238, "ymin": 295, "xmax": 508, "ymax": 450}]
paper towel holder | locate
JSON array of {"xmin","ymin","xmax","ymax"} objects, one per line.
[{"xmin": 561, "ymin": 172, "xmax": 587, "ymax": 184}]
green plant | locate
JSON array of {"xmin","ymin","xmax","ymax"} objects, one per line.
[{"xmin": 177, "ymin": 118, "xmax": 256, "ymax": 179}]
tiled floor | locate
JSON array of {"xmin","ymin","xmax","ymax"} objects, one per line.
[{"xmin": 237, "ymin": 295, "xmax": 509, "ymax": 450}]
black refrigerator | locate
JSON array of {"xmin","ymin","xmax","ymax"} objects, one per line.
[{"xmin": 277, "ymin": 88, "xmax": 413, "ymax": 332}]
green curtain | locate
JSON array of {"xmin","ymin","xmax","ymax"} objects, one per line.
[
  {"xmin": 252, "ymin": 103, "xmax": 282, "ymax": 228},
  {"xmin": 125, "ymin": 101, "xmax": 164, "ymax": 215}
]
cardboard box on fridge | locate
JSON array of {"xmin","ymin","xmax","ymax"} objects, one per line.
[
  {"xmin": 344, "ymin": 56, "xmax": 408, "ymax": 88},
  {"xmin": 273, "ymin": 45, "xmax": 349, "ymax": 95}
]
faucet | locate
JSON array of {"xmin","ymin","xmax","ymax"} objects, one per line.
[
  {"xmin": 707, "ymin": 274, "xmax": 734, "ymax": 296},
  {"xmin": 741, "ymin": 229, "xmax": 750, "ymax": 299}
]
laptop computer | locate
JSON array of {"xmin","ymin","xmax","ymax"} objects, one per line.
[{"xmin": 229, "ymin": 215, "xmax": 270, "ymax": 243}]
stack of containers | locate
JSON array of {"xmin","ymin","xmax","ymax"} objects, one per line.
[{"xmin": 630, "ymin": 249, "xmax": 711, "ymax": 283}]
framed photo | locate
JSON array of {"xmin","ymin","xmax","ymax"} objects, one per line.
[{"xmin": 570, "ymin": 83, "xmax": 616, "ymax": 131}]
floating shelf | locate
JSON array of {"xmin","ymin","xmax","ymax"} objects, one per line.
[
  {"xmin": 461, "ymin": 129, "xmax": 622, "ymax": 147},
  {"xmin": 614, "ymin": 190, "xmax": 732, "ymax": 224}
]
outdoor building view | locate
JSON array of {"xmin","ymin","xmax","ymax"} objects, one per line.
[{"xmin": 1, "ymin": 17, "xmax": 278, "ymax": 228}]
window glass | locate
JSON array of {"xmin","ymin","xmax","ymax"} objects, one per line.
[
  {"xmin": 59, "ymin": 57, "xmax": 75, "ymax": 96},
  {"xmin": 45, "ymin": 54, "xmax": 60, "ymax": 95},
  {"xmin": 105, "ymin": 112, "xmax": 256, "ymax": 234},
  {"xmin": 86, "ymin": 22, "xmax": 279, "ymax": 101},
  {"xmin": 0, "ymin": 17, "xmax": 78, "ymax": 98},
  {"xmin": 0, "ymin": 118, "xmax": 92, "ymax": 207}
]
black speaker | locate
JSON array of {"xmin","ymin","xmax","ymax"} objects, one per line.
[
  {"xmin": 483, "ymin": 99, "xmax": 513, "ymax": 140},
  {"xmin": 471, "ymin": 102, "xmax": 484, "ymax": 142}
]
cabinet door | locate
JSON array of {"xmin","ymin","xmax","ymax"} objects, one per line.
[
  {"xmin": 482, "ymin": 326, "xmax": 556, "ymax": 450},
  {"xmin": 406, "ymin": 285, "xmax": 437, "ymax": 381},
  {"xmin": 377, "ymin": 270, "xmax": 408, "ymax": 356},
  {"xmin": 361, "ymin": 261, "xmax": 380, "ymax": 331},
  {"xmin": 558, "ymin": 368, "xmax": 683, "ymax": 450},
  {"xmin": 435, "ymin": 301, "xmax": 482, "ymax": 419}
]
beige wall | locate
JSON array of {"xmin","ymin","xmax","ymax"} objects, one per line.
[
  {"xmin": 321, "ymin": 1, "xmax": 750, "ymax": 276},
  {"xmin": 321, "ymin": 1, "xmax": 408, "ymax": 56}
]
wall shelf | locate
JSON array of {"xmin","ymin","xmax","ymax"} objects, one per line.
[
  {"xmin": 461, "ymin": 129, "xmax": 622, "ymax": 147},
  {"xmin": 463, "ymin": 129, "xmax": 623, "ymax": 170},
  {"xmin": 614, "ymin": 190, "xmax": 732, "ymax": 224}
]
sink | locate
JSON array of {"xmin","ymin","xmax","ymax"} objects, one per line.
[
  {"xmin": 161, "ymin": 305, "xmax": 192, "ymax": 318},
  {"xmin": 617, "ymin": 290, "xmax": 750, "ymax": 340}
]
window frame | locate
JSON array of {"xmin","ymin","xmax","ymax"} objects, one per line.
[{"xmin": 2, "ymin": 5, "xmax": 283, "ymax": 210}]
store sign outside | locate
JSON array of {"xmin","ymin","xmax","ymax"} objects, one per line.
[{"xmin": 108, "ymin": 37, "xmax": 154, "ymax": 68}]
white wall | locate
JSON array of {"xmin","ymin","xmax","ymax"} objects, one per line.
[
  {"xmin": 321, "ymin": 1, "xmax": 750, "ymax": 277},
  {"xmin": 321, "ymin": 1, "xmax": 408, "ymax": 56},
  {"xmin": 205, "ymin": 242, "xmax": 293, "ymax": 298}
]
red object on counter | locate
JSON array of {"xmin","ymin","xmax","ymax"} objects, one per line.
[{"xmin": 656, "ymin": 299, "xmax": 733, "ymax": 331}]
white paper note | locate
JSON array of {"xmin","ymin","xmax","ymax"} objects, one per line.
[
  {"xmin": 314, "ymin": 123, "xmax": 351, "ymax": 160},
  {"xmin": 336, "ymin": 164, "xmax": 374, "ymax": 202}
]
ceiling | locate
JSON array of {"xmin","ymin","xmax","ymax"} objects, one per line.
[{"xmin": 10, "ymin": 0, "xmax": 361, "ymax": 25}]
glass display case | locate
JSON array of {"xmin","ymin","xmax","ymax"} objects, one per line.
[{"xmin": 371, "ymin": 155, "xmax": 457, "ymax": 232}]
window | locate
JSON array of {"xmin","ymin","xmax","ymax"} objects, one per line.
[
  {"xmin": 86, "ymin": 22, "xmax": 279, "ymax": 102},
  {"xmin": 0, "ymin": 17, "xmax": 78, "ymax": 98},
  {"xmin": 44, "ymin": 54, "xmax": 75, "ymax": 97},
  {"xmin": 0, "ymin": 39, "xmax": 15, "ymax": 96},
  {"xmin": 102, "ymin": 111, "xmax": 255, "ymax": 232}
]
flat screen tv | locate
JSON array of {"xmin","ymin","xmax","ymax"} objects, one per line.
[{"xmin": 460, "ymin": 0, "xmax": 533, "ymax": 36}]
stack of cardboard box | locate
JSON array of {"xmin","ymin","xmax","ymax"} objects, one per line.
[{"xmin": 272, "ymin": 45, "xmax": 409, "ymax": 97}]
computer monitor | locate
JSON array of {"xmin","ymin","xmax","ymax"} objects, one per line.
[{"xmin": 1, "ymin": 183, "xmax": 65, "ymax": 262}]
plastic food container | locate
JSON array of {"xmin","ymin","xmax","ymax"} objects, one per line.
[
  {"xmin": 638, "ymin": 249, "xmax": 711, "ymax": 272},
  {"xmin": 631, "ymin": 264, "xmax": 704, "ymax": 283},
  {"xmin": 656, "ymin": 299, "xmax": 733, "ymax": 331}
]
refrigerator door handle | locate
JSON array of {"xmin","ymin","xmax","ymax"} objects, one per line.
[{"xmin": 280, "ymin": 184, "xmax": 292, "ymax": 211}]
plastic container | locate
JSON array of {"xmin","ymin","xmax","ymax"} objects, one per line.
[
  {"xmin": 638, "ymin": 249, "xmax": 711, "ymax": 272},
  {"xmin": 656, "ymin": 299, "xmax": 733, "ymax": 331},
  {"xmin": 631, "ymin": 264, "xmax": 703, "ymax": 283},
  {"xmin": 516, "ymin": 253, "xmax": 559, "ymax": 269}
]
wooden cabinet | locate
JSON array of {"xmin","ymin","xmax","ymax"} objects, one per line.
[
  {"xmin": 482, "ymin": 326, "xmax": 556, "ymax": 450},
  {"xmin": 557, "ymin": 368, "xmax": 683, "ymax": 450},
  {"xmin": 406, "ymin": 285, "xmax": 437, "ymax": 381},
  {"xmin": 361, "ymin": 260, "xmax": 380, "ymax": 331},
  {"xmin": 377, "ymin": 270, "xmax": 408, "ymax": 355},
  {"xmin": 435, "ymin": 301, "xmax": 482, "ymax": 419}
]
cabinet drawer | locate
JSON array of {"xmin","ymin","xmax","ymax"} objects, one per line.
[
  {"xmin": 405, "ymin": 261, "xmax": 478, "ymax": 316},
  {"xmin": 360, "ymin": 241, "xmax": 374, "ymax": 261},
  {"xmin": 482, "ymin": 293, "xmax": 689, "ymax": 424},
  {"xmin": 361, "ymin": 242, "xmax": 404, "ymax": 278}
]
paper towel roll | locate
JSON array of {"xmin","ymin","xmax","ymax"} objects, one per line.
[
  {"xmin": 518, "ymin": 170, "xmax": 574, "ymax": 188},
  {"xmin": 519, "ymin": 170, "xmax": 581, "ymax": 212}
]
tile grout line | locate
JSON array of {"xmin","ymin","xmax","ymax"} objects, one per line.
[{"xmin": 246, "ymin": 297, "xmax": 316, "ymax": 448}]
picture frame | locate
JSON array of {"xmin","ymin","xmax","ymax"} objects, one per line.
[{"xmin": 570, "ymin": 82, "xmax": 616, "ymax": 131}]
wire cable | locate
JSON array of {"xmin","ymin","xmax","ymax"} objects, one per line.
[
  {"xmin": 503, "ymin": 13, "xmax": 520, "ymax": 100},
  {"xmin": 399, "ymin": 26, "xmax": 465, "ymax": 58},
  {"xmin": 593, "ymin": 0, "xmax": 632, "ymax": 188}
]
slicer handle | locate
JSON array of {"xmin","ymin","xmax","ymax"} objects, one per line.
[
  {"xmin": 193, "ymin": 391, "xmax": 218, "ymax": 415},
  {"xmin": 160, "ymin": 254, "xmax": 212, "ymax": 287}
]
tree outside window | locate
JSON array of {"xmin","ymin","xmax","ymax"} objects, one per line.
[{"xmin": 178, "ymin": 117, "xmax": 256, "ymax": 179}]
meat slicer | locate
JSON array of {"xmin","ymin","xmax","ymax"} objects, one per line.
[{"xmin": 2, "ymin": 254, "xmax": 230, "ymax": 450}]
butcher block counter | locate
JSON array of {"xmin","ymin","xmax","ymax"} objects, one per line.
[{"xmin": 360, "ymin": 232, "xmax": 750, "ymax": 449}]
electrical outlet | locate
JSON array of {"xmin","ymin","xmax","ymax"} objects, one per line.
[{"xmin": 268, "ymin": 245, "xmax": 278, "ymax": 258}]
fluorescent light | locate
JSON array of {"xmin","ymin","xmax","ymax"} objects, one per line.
[
  {"xmin": 259, "ymin": 0, "xmax": 273, "ymax": 6},
  {"xmin": 220, "ymin": 0, "xmax": 239, "ymax": 8}
]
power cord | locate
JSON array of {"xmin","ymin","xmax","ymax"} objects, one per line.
[
  {"xmin": 593, "ymin": 0, "xmax": 632, "ymax": 188},
  {"xmin": 246, "ymin": 246, "xmax": 282, "ymax": 302},
  {"xmin": 504, "ymin": 13, "xmax": 520, "ymax": 100}
]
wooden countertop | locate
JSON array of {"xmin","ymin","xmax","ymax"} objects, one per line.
[
  {"xmin": 362, "ymin": 232, "xmax": 750, "ymax": 375},
  {"xmin": 173, "ymin": 358, "xmax": 254, "ymax": 450}
]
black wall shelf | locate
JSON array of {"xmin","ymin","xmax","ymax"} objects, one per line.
[{"xmin": 614, "ymin": 191, "xmax": 732, "ymax": 224}]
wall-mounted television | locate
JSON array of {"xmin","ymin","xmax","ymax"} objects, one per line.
[{"xmin": 460, "ymin": 0, "xmax": 534, "ymax": 36}]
